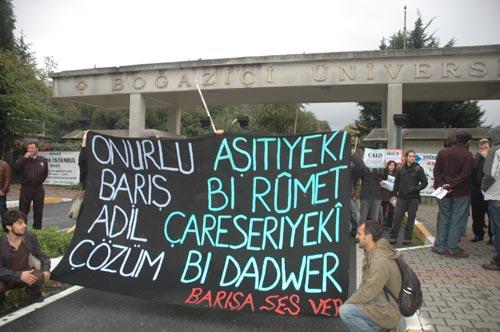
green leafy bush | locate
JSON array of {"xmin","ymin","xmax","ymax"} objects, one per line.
[
  {"xmin": 0, "ymin": 227, "xmax": 73, "ymax": 258},
  {"xmin": 31, "ymin": 227, "xmax": 73, "ymax": 257}
]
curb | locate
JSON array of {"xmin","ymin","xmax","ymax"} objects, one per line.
[
  {"xmin": 414, "ymin": 220, "xmax": 435, "ymax": 245},
  {"xmin": 6, "ymin": 197, "xmax": 72, "ymax": 209},
  {"xmin": 402, "ymin": 220, "xmax": 434, "ymax": 332}
]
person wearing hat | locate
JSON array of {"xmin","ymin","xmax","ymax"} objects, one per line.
[{"xmin": 0, "ymin": 209, "xmax": 51, "ymax": 309}]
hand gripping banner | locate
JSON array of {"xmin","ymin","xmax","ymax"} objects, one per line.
[{"xmin": 52, "ymin": 131, "xmax": 351, "ymax": 317}]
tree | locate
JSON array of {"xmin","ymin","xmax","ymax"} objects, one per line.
[
  {"xmin": 0, "ymin": 0, "xmax": 15, "ymax": 51},
  {"xmin": 354, "ymin": 16, "xmax": 484, "ymax": 138},
  {"xmin": 0, "ymin": 50, "xmax": 54, "ymax": 159},
  {"xmin": 255, "ymin": 104, "xmax": 329, "ymax": 134}
]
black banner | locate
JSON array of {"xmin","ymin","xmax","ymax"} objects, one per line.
[{"xmin": 53, "ymin": 131, "xmax": 351, "ymax": 317}]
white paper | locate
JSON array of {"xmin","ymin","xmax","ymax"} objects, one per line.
[
  {"xmin": 381, "ymin": 175, "xmax": 395, "ymax": 191},
  {"xmin": 431, "ymin": 187, "xmax": 448, "ymax": 200},
  {"xmin": 381, "ymin": 180, "xmax": 394, "ymax": 191}
]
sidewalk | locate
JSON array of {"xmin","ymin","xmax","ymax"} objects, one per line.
[{"xmin": 402, "ymin": 203, "xmax": 500, "ymax": 331}]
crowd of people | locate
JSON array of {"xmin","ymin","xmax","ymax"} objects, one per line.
[
  {"xmin": 350, "ymin": 148, "xmax": 428, "ymax": 246},
  {"xmin": 350, "ymin": 129, "xmax": 498, "ymax": 257},
  {"xmin": 0, "ymin": 127, "xmax": 499, "ymax": 326},
  {"xmin": 343, "ymin": 125, "xmax": 500, "ymax": 331}
]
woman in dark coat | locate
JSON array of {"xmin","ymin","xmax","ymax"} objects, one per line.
[{"xmin": 381, "ymin": 160, "xmax": 398, "ymax": 230}]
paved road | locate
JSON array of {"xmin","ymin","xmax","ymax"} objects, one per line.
[
  {"xmin": 24, "ymin": 201, "xmax": 76, "ymax": 230},
  {"xmin": 2, "ymin": 288, "xmax": 344, "ymax": 332}
]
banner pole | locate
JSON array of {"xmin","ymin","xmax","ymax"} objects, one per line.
[{"xmin": 194, "ymin": 80, "xmax": 217, "ymax": 133}]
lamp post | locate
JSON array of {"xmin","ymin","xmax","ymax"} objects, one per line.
[{"xmin": 393, "ymin": 113, "xmax": 406, "ymax": 149}]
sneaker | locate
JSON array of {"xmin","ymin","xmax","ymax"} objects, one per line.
[
  {"xmin": 402, "ymin": 240, "xmax": 412, "ymax": 245},
  {"xmin": 482, "ymin": 261, "xmax": 500, "ymax": 271},
  {"xmin": 444, "ymin": 251, "xmax": 469, "ymax": 258}
]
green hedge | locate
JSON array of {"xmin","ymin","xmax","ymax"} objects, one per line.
[{"xmin": 0, "ymin": 227, "xmax": 73, "ymax": 258}]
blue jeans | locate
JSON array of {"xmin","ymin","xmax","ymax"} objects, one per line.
[
  {"xmin": 0, "ymin": 195, "xmax": 6, "ymax": 217},
  {"xmin": 488, "ymin": 200, "xmax": 500, "ymax": 266},
  {"xmin": 339, "ymin": 304, "xmax": 380, "ymax": 332},
  {"xmin": 435, "ymin": 196, "xmax": 471, "ymax": 254}
]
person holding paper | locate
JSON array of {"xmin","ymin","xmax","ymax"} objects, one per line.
[
  {"xmin": 389, "ymin": 150, "xmax": 428, "ymax": 245},
  {"xmin": 433, "ymin": 131, "xmax": 473, "ymax": 258},
  {"xmin": 381, "ymin": 161, "xmax": 397, "ymax": 231}
]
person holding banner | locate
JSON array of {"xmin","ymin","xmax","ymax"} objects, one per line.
[
  {"xmin": 389, "ymin": 150, "xmax": 428, "ymax": 245},
  {"xmin": 350, "ymin": 153, "xmax": 366, "ymax": 237},
  {"xmin": 78, "ymin": 131, "xmax": 89, "ymax": 192},
  {"xmin": 0, "ymin": 209, "xmax": 51, "ymax": 309},
  {"xmin": 339, "ymin": 221, "xmax": 402, "ymax": 331}
]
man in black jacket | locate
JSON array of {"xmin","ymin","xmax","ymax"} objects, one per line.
[
  {"xmin": 470, "ymin": 138, "xmax": 492, "ymax": 243},
  {"xmin": 389, "ymin": 150, "xmax": 428, "ymax": 245},
  {"xmin": 0, "ymin": 209, "xmax": 51, "ymax": 309},
  {"xmin": 13, "ymin": 142, "xmax": 49, "ymax": 229},
  {"xmin": 350, "ymin": 153, "xmax": 366, "ymax": 237}
]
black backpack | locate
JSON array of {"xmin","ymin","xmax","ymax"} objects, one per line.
[{"xmin": 384, "ymin": 256, "xmax": 423, "ymax": 317}]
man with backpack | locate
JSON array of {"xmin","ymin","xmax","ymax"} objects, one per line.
[{"xmin": 339, "ymin": 221, "xmax": 403, "ymax": 331}]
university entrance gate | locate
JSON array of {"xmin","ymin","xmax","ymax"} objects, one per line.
[{"xmin": 52, "ymin": 45, "xmax": 500, "ymax": 146}]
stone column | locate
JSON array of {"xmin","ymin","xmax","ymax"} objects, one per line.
[
  {"xmin": 381, "ymin": 98, "xmax": 388, "ymax": 129},
  {"xmin": 167, "ymin": 108, "xmax": 182, "ymax": 135},
  {"xmin": 129, "ymin": 93, "xmax": 145, "ymax": 137},
  {"xmin": 384, "ymin": 83, "xmax": 402, "ymax": 148}
]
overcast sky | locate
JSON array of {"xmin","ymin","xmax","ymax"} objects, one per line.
[{"xmin": 11, "ymin": 0, "xmax": 500, "ymax": 129}]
